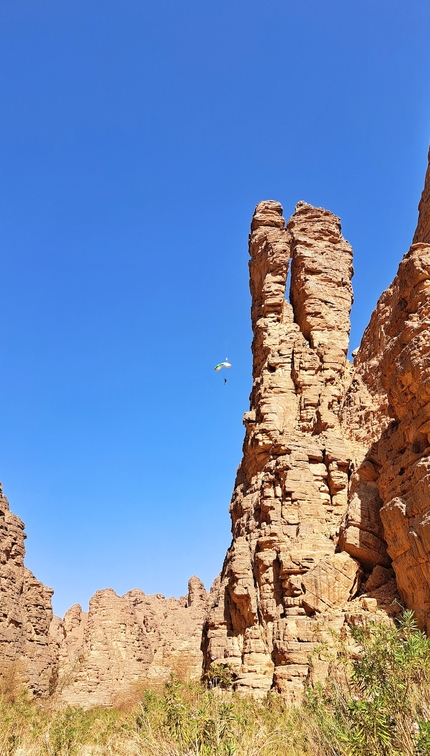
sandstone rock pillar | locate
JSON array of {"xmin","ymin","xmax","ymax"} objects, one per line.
[{"xmin": 203, "ymin": 199, "xmax": 361, "ymax": 700}]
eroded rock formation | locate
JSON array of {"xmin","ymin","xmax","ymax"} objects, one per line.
[
  {"xmin": 340, "ymin": 241, "xmax": 430, "ymax": 631},
  {"xmin": 339, "ymin": 149, "xmax": 430, "ymax": 632},
  {"xmin": 203, "ymin": 199, "xmax": 397, "ymax": 701},
  {"xmin": 0, "ymin": 483, "xmax": 208, "ymax": 705},
  {"xmin": 203, "ymin": 148, "xmax": 430, "ymax": 701},
  {"xmin": 414, "ymin": 147, "xmax": 430, "ymax": 244}
]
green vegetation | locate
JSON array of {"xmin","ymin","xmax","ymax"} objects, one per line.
[
  {"xmin": 1, "ymin": 613, "xmax": 430, "ymax": 755},
  {"xmin": 307, "ymin": 610, "xmax": 430, "ymax": 755}
]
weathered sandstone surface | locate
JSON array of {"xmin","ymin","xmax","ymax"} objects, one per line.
[
  {"xmin": 204, "ymin": 150, "xmax": 430, "ymax": 699},
  {"xmin": 414, "ymin": 147, "xmax": 430, "ymax": 244},
  {"xmin": 339, "ymin": 149, "xmax": 430, "ymax": 631},
  {"xmin": 0, "ymin": 483, "xmax": 207, "ymax": 704},
  {"xmin": 340, "ymin": 241, "xmax": 430, "ymax": 631}
]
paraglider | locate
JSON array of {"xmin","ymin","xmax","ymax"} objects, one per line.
[
  {"xmin": 214, "ymin": 359, "xmax": 231, "ymax": 372},
  {"xmin": 214, "ymin": 359, "xmax": 231, "ymax": 385}
]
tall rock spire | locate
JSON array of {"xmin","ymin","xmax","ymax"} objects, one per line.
[{"xmin": 203, "ymin": 199, "xmax": 365, "ymax": 701}]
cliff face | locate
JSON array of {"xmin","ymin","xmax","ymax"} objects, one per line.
[
  {"xmin": 340, "ymin": 241, "xmax": 430, "ymax": 631},
  {"xmin": 0, "ymin": 485, "xmax": 56, "ymax": 696},
  {"xmin": 339, "ymin": 149, "xmax": 430, "ymax": 631},
  {"xmin": 204, "ymin": 151, "xmax": 430, "ymax": 699},
  {"xmin": 414, "ymin": 147, "xmax": 430, "ymax": 244}
]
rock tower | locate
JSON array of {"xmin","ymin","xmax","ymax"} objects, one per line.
[{"xmin": 203, "ymin": 150, "xmax": 430, "ymax": 700}]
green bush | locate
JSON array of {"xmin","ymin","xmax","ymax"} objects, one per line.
[{"xmin": 306, "ymin": 611, "xmax": 430, "ymax": 755}]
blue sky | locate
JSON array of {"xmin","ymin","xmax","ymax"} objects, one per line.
[{"xmin": 0, "ymin": 0, "xmax": 429, "ymax": 617}]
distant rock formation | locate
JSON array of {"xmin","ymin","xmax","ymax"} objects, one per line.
[
  {"xmin": 0, "ymin": 480, "xmax": 207, "ymax": 704},
  {"xmin": 51, "ymin": 577, "xmax": 208, "ymax": 707}
]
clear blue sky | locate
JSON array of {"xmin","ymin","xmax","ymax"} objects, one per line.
[{"xmin": 0, "ymin": 1, "xmax": 429, "ymax": 617}]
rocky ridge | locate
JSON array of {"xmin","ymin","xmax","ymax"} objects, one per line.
[
  {"xmin": 0, "ymin": 480, "xmax": 207, "ymax": 706},
  {"xmin": 340, "ymin": 161, "xmax": 430, "ymax": 631},
  {"xmin": 202, "ymin": 149, "xmax": 430, "ymax": 700},
  {"xmin": 414, "ymin": 147, "xmax": 430, "ymax": 245}
]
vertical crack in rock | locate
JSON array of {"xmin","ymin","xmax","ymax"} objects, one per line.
[
  {"xmin": 203, "ymin": 199, "xmax": 363, "ymax": 701},
  {"xmin": 288, "ymin": 201, "xmax": 354, "ymax": 433}
]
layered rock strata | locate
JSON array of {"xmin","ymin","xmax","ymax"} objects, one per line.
[
  {"xmin": 203, "ymin": 200, "xmax": 390, "ymax": 701},
  {"xmin": 339, "ymin": 150, "xmax": 430, "ymax": 631},
  {"xmin": 52, "ymin": 576, "xmax": 208, "ymax": 707},
  {"xmin": 0, "ymin": 485, "xmax": 56, "ymax": 696}
]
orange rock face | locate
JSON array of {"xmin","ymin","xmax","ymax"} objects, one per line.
[
  {"xmin": 414, "ymin": 147, "xmax": 430, "ymax": 244},
  {"xmin": 341, "ymin": 240, "xmax": 430, "ymax": 631},
  {"xmin": 0, "ymin": 480, "xmax": 207, "ymax": 705}
]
